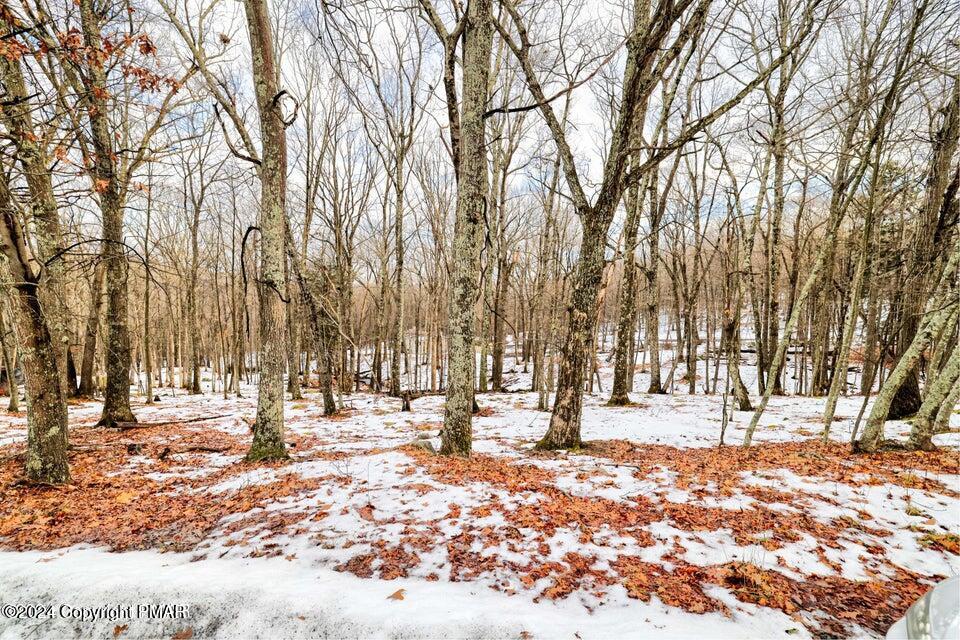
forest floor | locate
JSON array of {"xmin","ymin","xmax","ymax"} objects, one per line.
[{"xmin": 0, "ymin": 363, "xmax": 958, "ymax": 639}]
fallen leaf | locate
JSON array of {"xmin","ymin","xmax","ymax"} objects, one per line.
[{"xmin": 387, "ymin": 588, "xmax": 405, "ymax": 601}]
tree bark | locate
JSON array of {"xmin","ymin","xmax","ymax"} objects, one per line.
[
  {"xmin": 909, "ymin": 338, "xmax": 960, "ymax": 450},
  {"xmin": 0, "ymin": 26, "xmax": 71, "ymax": 398},
  {"xmin": 645, "ymin": 191, "xmax": 665, "ymax": 395},
  {"xmin": 243, "ymin": 0, "xmax": 288, "ymax": 461},
  {"xmin": 77, "ymin": 263, "xmax": 105, "ymax": 398},
  {"xmin": 609, "ymin": 174, "xmax": 644, "ymax": 405},
  {"xmin": 187, "ymin": 190, "xmax": 202, "ymax": 395},
  {"xmin": 441, "ymin": 0, "xmax": 493, "ymax": 456},
  {"xmin": 0, "ymin": 302, "xmax": 18, "ymax": 412},
  {"xmin": 537, "ymin": 215, "xmax": 607, "ymax": 450},
  {"xmin": 0, "ymin": 176, "xmax": 69, "ymax": 484},
  {"xmin": 390, "ymin": 166, "xmax": 405, "ymax": 397},
  {"xmin": 76, "ymin": 0, "xmax": 137, "ymax": 427}
]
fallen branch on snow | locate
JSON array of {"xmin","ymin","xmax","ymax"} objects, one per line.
[{"xmin": 108, "ymin": 414, "xmax": 235, "ymax": 431}]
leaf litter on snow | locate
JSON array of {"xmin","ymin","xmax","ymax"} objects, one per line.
[{"xmin": 0, "ymin": 386, "xmax": 958, "ymax": 637}]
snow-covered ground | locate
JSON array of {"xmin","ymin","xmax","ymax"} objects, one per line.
[{"xmin": 1, "ymin": 356, "xmax": 958, "ymax": 639}]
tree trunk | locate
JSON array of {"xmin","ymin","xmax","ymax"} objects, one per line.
[
  {"xmin": 244, "ymin": 0, "xmax": 288, "ymax": 461},
  {"xmin": 744, "ymin": 5, "xmax": 925, "ymax": 444},
  {"xmin": 0, "ymin": 31, "xmax": 71, "ymax": 398},
  {"xmin": 609, "ymin": 162, "xmax": 644, "ymax": 405},
  {"xmin": 77, "ymin": 263, "xmax": 105, "ymax": 398},
  {"xmin": 909, "ymin": 339, "xmax": 960, "ymax": 450},
  {"xmin": 96, "ymin": 191, "xmax": 137, "ymax": 427},
  {"xmin": 723, "ymin": 309, "xmax": 752, "ymax": 411},
  {"xmin": 491, "ymin": 257, "xmax": 513, "ymax": 391},
  {"xmin": 0, "ymin": 177, "xmax": 69, "ymax": 484},
  {"xmin": 440, "ymin": 0, "xmax": 493, "ymax": 456},
  {"xmin": 77, "ymin": 0, "xmax": 137, "ymax": 427},
  {"xmin": 188, "ymin": 199, "xmax": 202, "ymax": 395},
  {"xmin": 478, "ymin": 269, "xmax": 490, "ymax": 393},
  {"xmin": 285, "ymin": 255, "xmax": 302, "ymax": 400},
  {"xmin": 144, "ymin": 172, "xmax": 154, "ymax": 404},
  {"xmin": 933, "ymin": 367, "xmax": 960, "ymax": 435},
  {"xmin": 822, "ymin": 150, "xmax": 882, "ymax": 436},
  {"xmin": 887, "ymin": 83, "xmax": 959, "ymax": 419},
  {"xmin": 537, "ymin": 215, "xmax": 606, "ymax": 450},
  {"xmin": 0, "ymin": 302, "xmax": 19, "ymax": 412},
  {"xmin": 645, "ymin": 196, "xmax": 664, "ymax": 395},
  {"xmin": 390, "ymin": 168, "xmax": 405, "ymax": 397},
  {"xmin": 857, "ymin": 248, "xmax": 959, "ymax": 453},
  {"xmin": 743, "ymin": 203, "xmax": 850, "ymax": 445},
  {"xmin": 821, "ymin": 246, "xmax": 866, "ymax": 436}
]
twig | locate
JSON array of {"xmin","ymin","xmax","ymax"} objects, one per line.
[{"xmin": 108, "ymin": 413, "xmax": 234, "ymax": 430}]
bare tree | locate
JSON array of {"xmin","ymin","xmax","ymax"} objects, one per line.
[{"xmin": 498, "ymin": 0, "xmax": 824, "ymax": 449}]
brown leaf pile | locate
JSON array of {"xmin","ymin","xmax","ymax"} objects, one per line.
[
  {"xmin": 399, "ymin": 439, "xmax": 955, "ymax": 635},
  {"xmin": 0, "ymin": 423, "xmax": 328, "ymax": 552},
  {"xmin": 586, "ymin": 439, "xmax": 960, "ymax": 495},
  {"xmin": 2, "ymin": 423, "xmax": 955, "ymax": 638}
]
